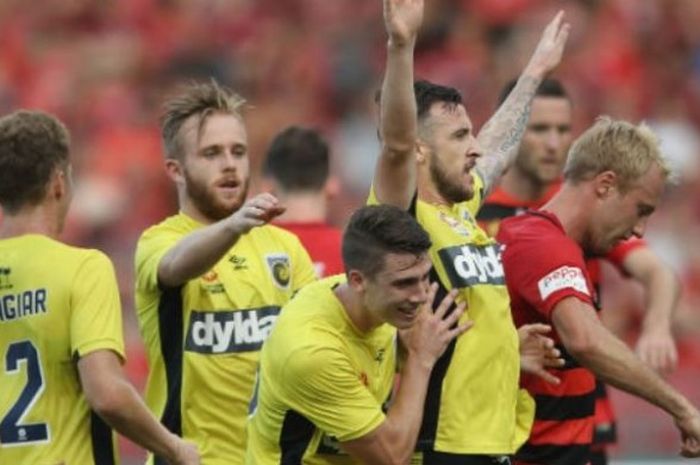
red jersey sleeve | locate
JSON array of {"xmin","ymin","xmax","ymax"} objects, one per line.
[
  {"xmin": 604, "ymin": 238, "xmax": 646, "ymax": 274},
  {"xmin": 502, "ymin": 233, "xmax": 595, "ymax": 321}
]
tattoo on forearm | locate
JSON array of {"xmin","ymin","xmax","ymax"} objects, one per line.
[{"xmin": 477, "ymin": 75, "xmax": 540, "ymax": 192}]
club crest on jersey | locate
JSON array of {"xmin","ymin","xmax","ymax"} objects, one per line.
[
  {"xmin": 438, "ymin": 211, "xmax": 470, "ymax": 237},
  {"xmin": 266, "ymin": 254, "xmax": 291, "ymax": 289},
  {"xmin": 438, "ymin": 243, "xmax": 505, "ymax": 288}
]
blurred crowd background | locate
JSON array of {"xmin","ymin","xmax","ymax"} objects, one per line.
[{"xmin": 2, "ymin": 0, "xmax": 700, "ymax": 462}]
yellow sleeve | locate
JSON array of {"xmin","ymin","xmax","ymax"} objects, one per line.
[
  {"xmin": 366, "ymin": 185, "xmax": 379, "ymax": 206},
  {"xmin": 282, "ymin": 344, "xmax": 385, "ymax": 442},
  {"xmin": 134, "ymin": 226, "xmax": 180, "ymax": 292},
  {"xmin": 70, "ymin": 251, "xmax": 125, "ymax": 360},
  {"xmin": 290, "ymin": 237, "xmax": 316, "ymax": 292}
]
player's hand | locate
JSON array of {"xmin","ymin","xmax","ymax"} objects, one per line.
[
  {"xmin": 674, "ymin": 408, "xmax": 700, "ymax": 457},
  {"xmin": 523, "ymin": 10, "xmax": 570, "ymax": 78},
  {"xmin": 384, "ymin": 0, "xmax": 424, "ymax": 47},
  {"xmin": 399, "ymin": 284, "xmax": 472, "ymax": 369},
  {"xmin": 635, "ymin": 326, "xmax": 678, "ymax": 375},
  {"xmin": 228, "ymin": 192, "xmax": 285, "ymax": 235},
  {"xmin": 518, "ymin": 323, "xmax": 564, "ymax": 385},
  {"xmin": 169, "ymin": 436, "xmax": 200, "ymax": 465}
]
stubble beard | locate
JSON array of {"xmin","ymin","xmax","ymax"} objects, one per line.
[
  {"xmin": 430, "ymin": 156, "xmax": 471, "ymax": 204},
  {"xmin": 183, "ymin": 168, "xmax": 249, "ymax": 222}
]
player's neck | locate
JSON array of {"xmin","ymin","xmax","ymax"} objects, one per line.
[
  {"xmin": 500, "ymin": 169, "xmax": 550, "ymax": 203},
  {"xmin": 178, "ymin": 195, "xmax": 216, "ymax": 225},
  {"xmin": 274, "ymin": 191, "xmax": 327, "ymax": 223},
  {"xmin": 418, "ymin": 178, "xmax": 453, "ymax": 209},
  {"xmin": 541, "ymin": 184, "xmax": 590, "ymax": 244},
  {"xmin": 334, "ymin": 283, "xmax": 382, "ymax": 333},
  {"xmin": 0, "ymin": 206, "xmax": 60, "ymax": 239}
]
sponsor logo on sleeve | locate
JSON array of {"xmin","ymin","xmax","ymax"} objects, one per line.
[
  {"xmin": 438, "ymin": 243, "xmax": 505, "ymax": 288},
  {"xmin": 184, "ymin": 306, "xmax": 280, "ymax": 354},
  {"xmin": 537, "ymin": 266, "xmax": 590, "ymax": 301}
]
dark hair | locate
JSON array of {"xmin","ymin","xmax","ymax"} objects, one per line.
[
  {"xmin": 161, "ymin": 80, "xmax": 245, "ymax": 160},
  {"xmin": 0, "ymin": 110, "xmax": 70, "ymax": 213},
  {"xmin": 497, "ymin": 78, "xmax": 569, "ymax": 106},
  {"xmin": 342, "ymin": 205, "xmax": 431, "ymax": 278},
  {"xmin": 414, "ymin": 80, "xmax": 463, "ymax": 120},
  {"xmin": 263, "ymin": 126, "xmax": 329, "ymax": 192},
  {"xmin": 374, "ymin": 79, "xmax": 463, "ymax": 120}
]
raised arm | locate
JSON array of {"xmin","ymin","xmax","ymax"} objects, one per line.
[
  {"xmin": 158, "ymin": 193, "xmax": 284, "ymax": 287},
  {"xmin": 476, "ymin": 11, "xmax": 570, "ymax": 195},
  {"xmin": 552, "ymin": 297, "xmax": 700, "ymax": 458},
  {"xmin": 79, "ymin": 350, "xmax": 200, "ymax": 465},
  {"xmin": 373, "ymin": 0, "xmax": 423, "ymax": 209},
  {"xmin": 622, "ymin": 247, "xmax": 681, "ymax": 374}
]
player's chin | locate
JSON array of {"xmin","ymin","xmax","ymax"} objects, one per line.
[{"xmin": 391, "ymin": 308, "xmax": 420, "ymax": 329}]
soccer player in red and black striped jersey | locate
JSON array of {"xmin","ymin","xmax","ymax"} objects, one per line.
[
  {"xmin": 498, "ymin": 117, "xmax": 700, "ymax": 465},
  {"xmin": 478, "ymin": 79, "xmax": 681, "ymax": 465}
]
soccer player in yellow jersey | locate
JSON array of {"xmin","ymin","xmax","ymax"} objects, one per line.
[
  {"xmin": 247, "ymin": 204, "xmax": 472, "ymax": 465},
  {"xmin": 372, "ymin": 0, "xmax": 569, "ymax": 463},
  {"xmin": 0, "ymin": 110, "xmax": 199, "ymax": 465},
  {"xmin": 135, "ymin": 82, "xmax": 316, "ymax": 464}
]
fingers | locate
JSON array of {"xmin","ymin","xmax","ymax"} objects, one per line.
[
  {"xmin": 434, "ymin": 288, "xmax": 459, "ymax": 319},
  {"xmin": 535, "ymin": 367, "xmax": 561, "ymax": 385},
  {"xmin": 523, "ymin": 323, "xmax": 552, "ymax": 336}
]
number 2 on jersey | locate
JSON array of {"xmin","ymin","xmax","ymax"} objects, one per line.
[{"xmin": 0, "ymin": 340, "xmax": 50, "ymax": 446}]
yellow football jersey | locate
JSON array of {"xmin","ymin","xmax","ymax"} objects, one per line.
[
  {"xmin": 0, "ymin": 234, "xmax": 124, "ymax": 465},
  {"xmin": 369, "ymin": 173, "xmax": 534, "ymax": 456},
  {"xmin": 246, "ymin": 276, "xmax": 396, "ymax": 465},
  {"xmin": 135, "ymin": 212, "xmax": 316, "ymax": 465}
]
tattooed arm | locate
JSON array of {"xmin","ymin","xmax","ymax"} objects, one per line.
[{"xmin": 476, "ymin": 11, "xmax": 570, "ymax": 196}]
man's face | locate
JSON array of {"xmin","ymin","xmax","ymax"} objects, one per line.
[
  {"xmin": 587, "ymin": 164, "xmax": 666, "ymax": 255},
  {"xmin": 179, "ymin": 112, "xmax": 250, "ymax": 221},
  {"xmin": 514, "ymin": 96, "xmax": 572, "ymax": 187},
  {"xmin": 362, "ymin": 252, "xmax": 432, "ymax": 330},
  {"xmin": 421, "ymin": 102, "xmax": 482, "ymax": 204}
]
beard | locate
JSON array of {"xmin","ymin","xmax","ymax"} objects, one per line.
[
  {"xmin": 429, "ymin": 155, "xmax": 471, "ymax": 204},
  {"xmin": 183, "ymin": 168, "xmax": 249, "ymax": 222}
]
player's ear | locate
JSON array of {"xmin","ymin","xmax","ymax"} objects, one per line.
[
  {"xmin": 346, "ymin": 269, "xmax": 367, "ymax": 293},
  {"xmin": 594, "ymin": 170, "xmax": 617, "ymax": 198},
  {"xmin": 52, "ymin": 167, "xmax": 67, "ymax": 201},
  {"xmin": 324, "ymin": 175, "xmax": 341, "ymax": 199},
  {"xmin": 164, "ymin": 157, "xmax": 185, "ymax": 185},
  {"xmin": 415, "ymin": 139, "xmax": 428, "ymax": 165}
]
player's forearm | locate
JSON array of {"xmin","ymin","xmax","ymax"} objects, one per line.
[
  {"xmin": 476, "ymin": 74, "xmax": 541, "ymax": 194},
  {"xmin": 380, "ymin": 40, "xmax": 417, "ymax": 160},
  {"xmin": 91, "ymin": 379, "xmax": 183, "ymax": 462},
  {"xmin": 639, "ymin": 264, "xmax": 680, "ymax": 332},
  {"xmin": 158, "ymin": 218, "xmax": 243, "ymax": 287},
  {"xmin": 380, "ymin": 354, "xmax": 433, "ymax": 464},
  {"xmin": 572, "ymin": 325, "xmax": 693, "ymax": 421}
]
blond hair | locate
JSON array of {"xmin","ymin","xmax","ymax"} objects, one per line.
[
  {"xmin": 161, "ymin": 80, "xmax": 246, "ymax": 160},
  {"xmin": 564, "ymin": 116, "xmax": 671, "ymax": 192}
]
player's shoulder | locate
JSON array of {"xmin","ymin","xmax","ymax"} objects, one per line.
[
  {"xmin": 20, "ymin": 234, "xmax": 111, "ymax": 268},
  {"xmin": 499, "ymin": 211, "xmax": 565, "ymax": 243},
  {"xmin": 250, "ymin": 223, "xmax": 308, "ymax": 249},
  {"xmin": 138, "ymin": 213, "xmax": 192, "ymax": 241}
]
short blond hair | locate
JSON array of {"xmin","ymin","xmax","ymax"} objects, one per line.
[
  {"xmin": 564, "ymin": 116, "xmax": 671, "ymax": 192},
  {"xmin": 161, "ymin": 80, "xmax": 246, "ymax": 160}
]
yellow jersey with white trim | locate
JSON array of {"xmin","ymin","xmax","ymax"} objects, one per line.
[
  {"xmin": 0, "ymin": 234, "xmax": 124, "ymax": 465},
  {"xmin": 369, "ymin": 173, "xmax": 534, "ymax": 457},
  {"xmin": 135, "ymin": 212, "xmax": 316, "ymax": 465},
  {"xmin": 246, "ymin": 276, "xmax": 396, "ymax": 465}
]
